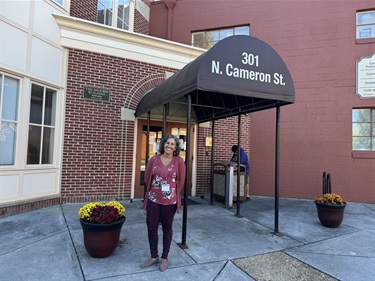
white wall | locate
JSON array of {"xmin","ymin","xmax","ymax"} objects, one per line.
[{"xmin": 0, "ymin": 0, "xmax": 67, "ymax": 205}]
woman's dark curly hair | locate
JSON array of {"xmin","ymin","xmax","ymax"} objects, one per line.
[{"xmin": 158, "ymin": 134, "xmax": 181, "ymax": 156}]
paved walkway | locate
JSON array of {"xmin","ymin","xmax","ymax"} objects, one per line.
[{"xmin": 0, "ymin": 196, "xmax": 374, "ymax": 281}]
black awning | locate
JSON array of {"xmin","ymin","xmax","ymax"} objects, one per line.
[{"xmin": 135, "ymin": 35, "xmax": 295, "ymax": 123}]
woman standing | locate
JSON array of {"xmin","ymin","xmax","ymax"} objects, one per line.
[{"xmin": 141, "ymin": 134, "xmax": 186, "ymax": 272}]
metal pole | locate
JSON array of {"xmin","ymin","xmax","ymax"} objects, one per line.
[
  {"xmin": 180, "ymin": 94, "xmax": 191, "ymax": 248},
  {"xmin": 144, "ymin": 111, "xmax": 151, "ymax": 200},
  {"xmin": 162, "ymin": 104, "xmax": 167, "ymax": 138},
  {"xmin": 236, "ymin": 114, "xmax": 241, "ymax": 217},
  {"xmin": 274, "ymin": 105, "xmax": 280, "ymax": 234},
  {"xmin": 210, "ymin": 120, "xmax": 215, "ymax": 205}
]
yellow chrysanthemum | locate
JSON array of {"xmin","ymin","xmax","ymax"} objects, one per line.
[
  {"xmin": 314, "ymin": 193, "xmax": 344, "ymax": 205},
  {"xmin": 78, "ymin": 201, "xmax": 125, "ymax": 221},
  {"xmin": 107, "ymin": 201, "xmax": 125, "ymax": 216}
]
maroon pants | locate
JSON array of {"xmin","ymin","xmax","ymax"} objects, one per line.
[{"xmin": 146, "ymin": 200, "xmax": 177, "ymax": 259}]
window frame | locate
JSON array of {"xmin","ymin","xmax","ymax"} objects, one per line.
[
  {"xmin": 26, "ymin": 83, "xmax": 58, "ymax": 166},
  {"xmin": 50, "ymin": 0, "xmax": 70, "ymax": 11},
  {"xmin": 97, "ymin": 0, "xmax": 133, "ymax": 31},
  {"xmin": 356, "ymin": 10, "xmax": 375, "ymax": 40},
  {"xmin": 352, "ymin": 108, "xmax": 375, "ymax": 152},
  {"xmin": 192, "ymin": 25, "xmax": 250, "ymax": 49},
  {"xmin": 0, "ymin": 73, "xmax": 20, "ymax": 167}
]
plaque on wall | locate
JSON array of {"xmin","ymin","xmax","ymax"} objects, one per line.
[{"xmin": 84, "ymin": 86, "xmax": 110, "ymax": 102}]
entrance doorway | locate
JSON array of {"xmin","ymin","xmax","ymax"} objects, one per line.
[{"xmin": 134, "ymin": 120, "xmax": 193, "ymax": 199}]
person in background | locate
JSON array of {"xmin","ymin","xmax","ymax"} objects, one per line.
[
  {"xmin": 141, "ymin": 134, "xmax": 186, "ymax": 272},
  {"xmin": 231, "ymin": 145, "xmax": 251, "ymax": 200}
]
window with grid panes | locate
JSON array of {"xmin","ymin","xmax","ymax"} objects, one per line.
[
  {"xmin": 98, "ymin": 0, "xmax": 130, "ymax": 30},
  {"xmin": 27, "ymin": 84, "xmax": 57, "ymax": 165},
  {"xmin": 352, "ymin": 108, "xmax": 375, "ymax": 151},
  {"xmin": 192, "ymin": 26, "xmax": 250, "ymax": 49},
  {"xmin": 0, "ymin": 74, "xmax": 19, "ymax": 165},
  {"xmin": 356, "ymin": 11, "xmax": 375, "ymax": 39}
]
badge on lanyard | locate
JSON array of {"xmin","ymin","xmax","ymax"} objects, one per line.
[{"xmin": 162, "ymin": 184, "xmax": 170, "ymax": 192}]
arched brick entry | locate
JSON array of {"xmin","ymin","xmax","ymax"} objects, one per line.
[
  {"xmin": 124, "ymin": 73, "xmax": 168, "ymax": 110},
  {"xmin": 119, "ymin": 72, "xmax": 170, "ymax": 199}
]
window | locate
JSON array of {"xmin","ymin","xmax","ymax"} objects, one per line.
[
  {"xmin": 0, "ymin": 74, "xmax": 19, "ymax": 165},
  {"xmin": 98, "ymin": 0, "xmax": 130, "ymax": 31},
  {"xmin": 192, "ymin": 25, "xmax": 250, "ymax": 49},
  {"xmin": 27, "ymin": 84, "xmax": 57, "ymax": 165},
  {"xmin": 52, "ymin": 0, "xmax": 63, "ymax": 5},
  {"xmin": 352, "ymin": 109, "xmax": 375, "ymax": 151},
  {"xmin": 356, "ymin": 11, "xmax": 375, "ymax": 39}
]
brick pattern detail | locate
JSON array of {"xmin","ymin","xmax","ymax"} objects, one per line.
[
  {"xmin": 134, "ymin": 9, "xmax": 150, "ymax": 35},
  {"xmin": 196, "ymin": 116, "xmax": 251, "ymax": 197},
  {"xmin": 62, "ymin": 49, "xmax": 174, "ymax": 203},
  {"xmin": 70, "ymin": 0, "xmax": 98, "ymax": 22}
]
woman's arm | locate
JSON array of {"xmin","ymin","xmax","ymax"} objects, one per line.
[{"xmin": 144, "ymin": 155, "xmax": 157, "ymax": 187}]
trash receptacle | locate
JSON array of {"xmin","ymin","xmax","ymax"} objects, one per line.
[{"xmin": 213, "ymin": 161, "xmax": 246, "ymax": 208}]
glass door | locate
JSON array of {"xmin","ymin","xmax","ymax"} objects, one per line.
[{"xmin": 134, "ymin": 120, "xmax": 193, "ymax": 198}]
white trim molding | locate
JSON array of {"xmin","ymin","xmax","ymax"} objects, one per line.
[{"xmin": 53, "ymin": 13, "xmax": 205, "ymax": 69}]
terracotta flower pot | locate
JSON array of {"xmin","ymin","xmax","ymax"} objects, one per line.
[
  {"xmin": 80, "ymin": 216, "xmax": 126, "ymax": 258},
  {"xmin": 315, "ymin": 202, "xmax": 346, "ymax": 228}
]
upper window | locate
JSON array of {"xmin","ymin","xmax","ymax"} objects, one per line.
[
  {"xmin": 356, "ymin": 11, "xmax": 375, "ymax": 39},
  {"xmin": 352, "ymin": 109, "xmax": 375, "ymax": 151},
  {"xmin": 98, "ymin": 0, "xmax": 130, "ymax": 31},
  {"xmin": 0, "ymin": 74, "xmax": 19, "ymax": 166},
  {"xmin": 27, "ymin": 84, "xmax": 57, "ymax": 165},
  {"xmin": 192, "ymin": 25, "xmax": 250, "ymax": 49},
  {"xmin": 52, "ymin": 0, "xmax": 63, "ymax": 5}
]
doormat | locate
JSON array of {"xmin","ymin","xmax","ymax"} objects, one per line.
[
  {"xmin": 181, "ymin": 198, "xmax": 200, "ymax": 205},
  {"xmin": 232, "ymin": 251, "xmax": 337, "ymax": 281}
]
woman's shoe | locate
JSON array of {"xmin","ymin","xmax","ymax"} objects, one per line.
[
  {"xmin": 159, "ymin": 258, "xmax": 168, "ymax": 272},
  {"xmin": 140, "ymin": 257, "xmax": 159, "ymax": 268}
]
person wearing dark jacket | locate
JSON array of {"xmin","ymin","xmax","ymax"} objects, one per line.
[{"xmin": 231, "ymin": 145, "xmax": 251, "ymax": 200}]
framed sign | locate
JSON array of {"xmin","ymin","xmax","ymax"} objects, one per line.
[{"xmin": 84, "ymin": 86, "xmax": 110, "ymax": 102}]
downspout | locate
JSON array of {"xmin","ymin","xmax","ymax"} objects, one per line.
[{"xmin": 164, "ymin": 0, "xmax": 176, "ymax": 40}]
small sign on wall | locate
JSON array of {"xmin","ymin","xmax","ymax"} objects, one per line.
[
  {"xmin": 84, "ymin": 86, "xmax": 110, "ymax": 102},
  {"xmin": 356, "ymin": 53, "xmax": 375, "ymax": 98}
]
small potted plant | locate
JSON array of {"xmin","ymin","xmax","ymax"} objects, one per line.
[
  {"xmin": 314, "ymin": 193, "xmax": 346, "ymax": 228},
  {"xmin": 78, "ymin": 201, "xmax": 126, "ymax": 258}
]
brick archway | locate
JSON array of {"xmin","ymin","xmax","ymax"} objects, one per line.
[
  {"xmin": 124, "ymin": 72, "xmax": 168, "ymax": 110},
  {"xmin": 119, "ymin": 72, "xmax": 170, "ymax": 199}
]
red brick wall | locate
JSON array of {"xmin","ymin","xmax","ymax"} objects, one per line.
[
  {"xmin": 149, "ymin": 1, "xmax": 168, "ymax": 40},
  {"xmin": 0, "ymin": 198, "xmax": 61, "ymax": 218},
  {"xmin": 70, "ymin": 0, "xmax": 98, "ymax": 22},
  {"xmin": 61, "ymin": 49, "xmax": 173, "ymax": 203},
  {"xmin": 149, "ymin": 0, "xmax": 375, "ymax": 202},
  {"xmin": 196, "ymin": 116, "xmax": 251, "ymax": 197},
  {"xmin": 134, "ymin": 9, "xmax": 149, "ymax": 35}
]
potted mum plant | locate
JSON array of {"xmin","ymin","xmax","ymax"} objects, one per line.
[
  {"xmin": 314, "ymin": 193, "xmax": 346, "ymax": 228},
  {"xmin": 78, "ymin": 201, "xmax": 126, "ymax": 258}
]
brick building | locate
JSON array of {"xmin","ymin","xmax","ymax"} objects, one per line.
[
  {"xmin": 148, "ymin": 0, "xmax": 375, "ymax": 202},
  {"xmin": 0, "ymin": 0, "xmax": 374, "ymax": 216}
]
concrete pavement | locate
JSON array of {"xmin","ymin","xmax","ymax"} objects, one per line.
[{"xmin": 0, "ymin": 196, "xmax": 374, "ymax": 281}]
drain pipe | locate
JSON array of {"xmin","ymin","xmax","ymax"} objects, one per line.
[{"xmin": 165, "ymin": 0, "xmax": 176, "ymax": 40}]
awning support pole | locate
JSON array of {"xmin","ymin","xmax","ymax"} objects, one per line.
[
  {"xmin": 274, "ymin": 105, "xmax": 280, "ymax": 235},
  {"xmin": 236, "ymin": 113, "xmax": 242, "ymax": 217},
  {"xmin": 144, "ymin": 111, "xmax": 151, "ymax": 200},
  {"xmin": 162, "ymin": 104, "xmax": 167, "ymax": 137},
  {"xmin": 179, "ymin": 94, "xmax": 191, "ymax": 249},
  {"xmin": 210, "ymin": 119, "xmax": 215, "ymax": 205}
]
